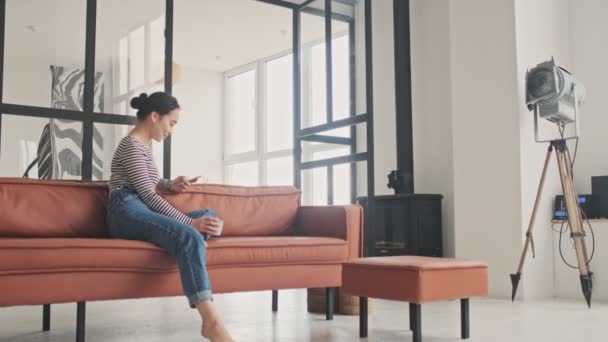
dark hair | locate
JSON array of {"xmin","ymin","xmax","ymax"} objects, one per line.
[{"xmin": 130, "ymin": 92, "xmax": 180, "ymax": 120}]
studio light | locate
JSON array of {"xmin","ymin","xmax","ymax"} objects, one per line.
[
  {"xmin": 526, "ymin": 57, "xmax": 586, "ymax": 124},
  {"xmin": 512, "ymin": 57, "xmax": 593, "ymax": 307}
]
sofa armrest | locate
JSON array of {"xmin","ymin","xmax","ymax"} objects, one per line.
[{"xmin": 295, "ymin": 205, "xmax": 363, "ymax": 260}]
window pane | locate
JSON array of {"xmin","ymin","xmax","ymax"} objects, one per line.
[
  {"xmin": 93, "ymin": 123, "xmax": 133, "ymax": 180},
  {"xmin": 314, "ymin": 148, "xmax": 351, "ymax": 205},
  {"xmin": 266, "ymin": 156, "xmax": 293, "ymax": 186},
  {"xmin": 301, "ymin": 148, "xmax": 351, "ymax": 205},
  {"xmin": 118, "ymin": 37, "xmax": 129, "ymax": 95},
  {"xmin": 303, "ymin": 145, "xmax": 350, "ymax": 162},
  {"xmin": 97, "ymin": 0, "xmax": 165, "ymax": 115},
  {"xmin": 114, "ymin": 100, "xmax": 126, "ymax": 115},
  {"xmin": 302, "ymin": 167, "xmax": 327, "ymax": 206},
  {"xmin": 3, "ymin": 0, "xmax": 86, "ymax": 108},
  {"xmin": 333, "ymin": 163, "xmax": 350, "ymax": 205},
  {"xmin": 129, "ymin": 26, "xmax": 146, "ymax": 90},
  {"xmin": 310, "ymin": 42, "xmax": 327, "ymax": 127},
  {"xmin": 265, "ymin": 55, "xmax": 293, "ymax": 152},
  {"xmin": 332, "ymin": 33, "xmax": 350, "ymax": 120},
  {"xmin": 312, "ymin": 166, "xmax": 328, "ymax": 205},
  {"xmin": 301, "ymin": 4, "xmax": 327, "ymax": 129},
  {"xmin": 226, "ymin": 161, "xmax": 259, "ymax": 186},
  {"xmin": 0, "ymin": 115, "xmax": 82, "ymax": 180},
  {"xmin": 149, "ymin": 16, "xmax": 166, "ymax": 84},
  {"xmin": 227, "ymin": 70, "xmax": 257, "ymax": 155}
]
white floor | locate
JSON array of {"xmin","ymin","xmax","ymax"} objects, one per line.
[{"xmin": 1, "ymin": 289, "xmax": 607, "ymax": 342}]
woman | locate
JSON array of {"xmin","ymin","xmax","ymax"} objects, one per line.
[{"xmin": 106, "ymin": 92, "xmax": 234, "ymax": 342}]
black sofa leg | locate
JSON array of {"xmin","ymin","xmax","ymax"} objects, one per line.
[
  {"xmin": 461, "ymin": 298, "xmax": 470, "ymax": 339},
  {"xmin": 409, "ymin": 302, "xmax": 414, "ymax": 331},
  {"xmin": 409, "ymin": 303, "xmax": 421, "ymax": 342},
  {"xmin": 359, "ymin": 296, "xmax": 368, "ymax": 337},
  {"xmin": 325, "ymin": 287, "xmax": 334, "ymax": 320},
  {"xmin": 76, "ymin": 302, "xmax": 86, "ymax": 342},
  {"xmin": 272, "ymin": 290, "xmax": 278, "ymax": 312},
  {"xmin": 43, "ymin": 304, "xmax": 51, "ymax": 331}
]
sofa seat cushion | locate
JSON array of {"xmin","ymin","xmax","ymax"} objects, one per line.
[
  {"xmin": 206, "ymin": 236, "xmax": 347, "ymax": 267},
  {"xmin": 0, "ymin": 236, "xmax": 348, "ymax": 275},
  {"xmin": 0, "ymin": 238, "xmax": 177, "ymax": 275}
]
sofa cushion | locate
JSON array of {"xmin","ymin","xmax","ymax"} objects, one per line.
[
  {"xmin": 0, "ymin": 236, "xmax": 347, "ymax": 275},
  {"xmin": 162, "ymin": 184, "xmax": 301, "ymax": 236},
  {"xmin": 0, "ymin": 178, "xmax": 108, "ymax": 238},
  {"xmin": 206, "ymin": 236, "xmax": 347, "ymax": 267}
]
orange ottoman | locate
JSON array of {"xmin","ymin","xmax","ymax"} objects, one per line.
[{"xmin": 342, "ymin": 256, "xmax": 488, "ymax": 341}]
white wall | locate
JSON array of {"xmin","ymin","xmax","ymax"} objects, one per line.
[
  {"xmin": 552, "ymin": 0, "xmax": 608, "ymax": 300},
  {"xmin": 569, "ymin": 0, "xmax": 608, "ymax": 193},
  {"xmin": 408, "ymin": 0, "xmax": 607, "ymax": 300},
  {"xmin": 449, "ymin": 0, "xmax": 523, "ymax": 298},
  {"xmin": 410, "ymin": 0, "xmax": 455, "ymax": 258}
]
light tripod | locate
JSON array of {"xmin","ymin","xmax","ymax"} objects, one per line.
[{"xmin": 510, "ymin": 139, "xmax": 593, "ymax": 307}]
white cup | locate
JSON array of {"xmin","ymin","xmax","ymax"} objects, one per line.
[{"xmin": 210, "ymin": 218, "xmax": 224, "ymax": 237}]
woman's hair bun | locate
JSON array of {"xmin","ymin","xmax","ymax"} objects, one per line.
[{"xmin": 130, "ymin": 93, "xmax": 149, "ymax": 110}]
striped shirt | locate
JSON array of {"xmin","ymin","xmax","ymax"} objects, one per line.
[{"xmin": 109, "ymin": 136, "xmax": 192, "ymax": 225}]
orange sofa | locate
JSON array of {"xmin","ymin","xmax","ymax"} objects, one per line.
[{"xmin": 0, "ymin": 178, "xmax": 363, "ymax": 341}]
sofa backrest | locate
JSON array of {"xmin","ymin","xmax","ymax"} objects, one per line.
[
  {"xmin": 0, "ymin": 178, "xmax": 109, "ymax": 237},
  {"xmin": 0, "ymin": 178, "xmax": 301, "ymax": 238},
  {"xmin": 162, "ymin": 184, "xmax": 301, "ymax": 236}
]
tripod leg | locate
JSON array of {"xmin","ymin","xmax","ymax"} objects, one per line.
[
  {"xmin": 555, "ymin": 145, "xmax": 592, "ymax": 307},
  {"xmin": 511, "ymin": 145, "xmax": 553, "ymax": 301},
  {"xmin": 563, "ymin": 149, "xmax": 592, "ymax": 266}
]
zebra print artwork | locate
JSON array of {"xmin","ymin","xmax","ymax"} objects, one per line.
[{"xmin": 42, "ymin": 65, "xmax": 105, "ymax": 180}]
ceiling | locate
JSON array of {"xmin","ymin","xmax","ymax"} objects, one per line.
[
  {"xmin": 173, "ymin": 0, "xmax": 351, "ymax": 71},
  {"xmin": 8, "ymin": 0, "xmax": 352, "ymax": 72}
]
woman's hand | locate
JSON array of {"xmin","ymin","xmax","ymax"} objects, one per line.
[
  {"xmin": 169, "ymin": 176, "xmax": 200, "ymax": 192},
  {"xmin": 192, "ymin": 216, "xmax": 222, "ymax": 236}
]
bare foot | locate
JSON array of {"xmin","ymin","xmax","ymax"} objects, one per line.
[{"xmin": 201, "ymin": 320, "xmax": 234, "ymax": 342}]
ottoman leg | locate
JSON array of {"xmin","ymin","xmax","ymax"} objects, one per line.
[
  {"xmin": 359, "ymin": 296, "xmax": 368, "ymax": 337},
  {"xmin": 409, "ymin": 303, "xmax": 421, "ymax": 342},
  {"xmin": 272, "ymin": 290, "xmax": 278, "ymax": 312},
  {"xmin": 325, "ymin": 287, "xmax": 334, "ymax": 320},
  {"xmin": 461, "ymin": 298, "xmax": 470, "ymax": 339},
  {"xmin": 43, "ymin": 304, "xmax": 51, "ymax": 331},
  {"xmin": 409, "ymin": 302, "xmax": 414, "ymax": 331}
]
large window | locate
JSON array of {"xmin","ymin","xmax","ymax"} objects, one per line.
[
  {"xmin": 0, "ymin": 0, "xmax": 161, "ymax": 180},
  {"xmin": 224, "ymin": 33, "xmax": 351, "ymax": 205},
  {"xmin": 1, "ymin": 0, "xmax": 361, "ymax": 190},
  {"xmin": 224, "ymin": 52, "xmax": 293, "ymax": 189},
  {"xmin": 109, "ymin": 15, "xmax": 165, "ymax": 116}
]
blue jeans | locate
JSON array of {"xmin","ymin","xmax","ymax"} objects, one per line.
[{"xmin": 106, "ymin": 187, "xmax": 216, "ymax": 307}]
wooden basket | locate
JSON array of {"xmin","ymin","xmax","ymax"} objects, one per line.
[
  {"xmin": 306, "ymin": 288, "xmax": 372, "ymax": 315},
  {"xmin": 338, "ymin": 289, "xmax": 372, "ymax": 315},
  {"xmin": 307, "ymin": 288, "xmax": 338, "ymax": 313}
]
